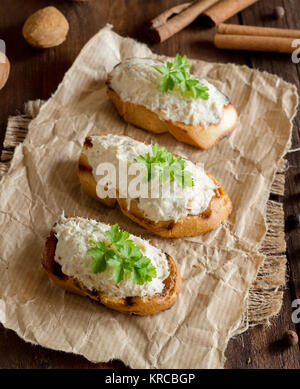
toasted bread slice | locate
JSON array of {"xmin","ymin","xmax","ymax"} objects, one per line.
[
  {"xmin": 107, "ymin": 87, "xmax": 238, "ymax": 150},
  {"xmin": 106, "ymin": 57, "xmax": 238, "ymax": 149},
  {"xmin": 42, "ymin": 226, "xmax": 181, "ymax": 316},
  {"xmin": 116, "ymin": 173, "xmax": 231, "ymax": 238},
  {"xmin": 78, "ymin": 134, "xmax": 232, "ymax": 238}
]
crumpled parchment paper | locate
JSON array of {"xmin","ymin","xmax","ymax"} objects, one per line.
[{"xmin": 0, "ymin": 25, "xmax": 297, "ymax": 368}]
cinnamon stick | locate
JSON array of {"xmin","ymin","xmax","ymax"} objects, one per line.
[
  {"xmin": 201, "ymin": 0, "xmax": 259, "ymax": 26},
  {"xmin": 217, "ymin": 23, "xmax": 300, "ymax": 38},
  {"xmin": 149, "ymin": 0, "xmax": 219, "ymax": 43},
  {"xmin": 214, "ymin": 34, "xmax": 296, "ymax": 54},
  {"xmin": 150, "ymin": 2, "xmax": 192, "ymax": 29}
]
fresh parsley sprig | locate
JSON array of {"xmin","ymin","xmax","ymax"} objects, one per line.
[
  {"xmin": 87, "ymin": 224, "xmax": 157, "ymax": 285},
  {"xmin": 134, "ymin": 143, "xmax": 194, "ymax": 188},
  {"xmin": 153, "ymin": 53, "xmax": 209, "ymax": 100}
]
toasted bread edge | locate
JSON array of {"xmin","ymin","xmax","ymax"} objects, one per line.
[
  {"xmin": 107, "ymin": 87, "xmax": 238, "ymax": 150},
  {"xmin": 78, "ymin": 135, "xmax": 232, "ymax": 238},
  {"xmin": 42, "ymin": 230, "xmax": 181, "ymax": 316}
]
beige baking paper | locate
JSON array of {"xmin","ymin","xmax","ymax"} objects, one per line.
[{"xmin": 0, "ymin": 25, "xmax": 297, "ymax": 369}]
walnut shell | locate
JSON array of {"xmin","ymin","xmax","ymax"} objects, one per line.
[
  {"xmin": 0, "ymin": 52, "xmax": 10, "ymax": 90},
  {"xmin": 22, "ymin": 6, "xmax": 69, "ymax": 49}
]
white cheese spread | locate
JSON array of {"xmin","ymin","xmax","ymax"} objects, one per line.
[
  {"xmin": 109, "ymin": 57, "xmax": 229, "ymax": 126},
  {"xmin": 84, "ymin": 135, "xmax": 217, "ymax": 222},
  {"xmin": 53, "ymin": 215, "xmax": 170, "ymax": 298}
]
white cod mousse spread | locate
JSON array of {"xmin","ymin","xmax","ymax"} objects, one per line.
[
  {"xmin": 84, "ymin": 135, "xmax": 218, "ymax": 223},
  {"xmin": 109, "ymin": 58, "xmax": 229, "ymax": 126},
  {"xmin": 53, "ymin": 215, "xmax": 169, "ymax": 298}
]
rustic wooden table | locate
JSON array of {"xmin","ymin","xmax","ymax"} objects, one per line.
[{"xmin": 0, "ymin": 0, "xmax": 299, "ymax": 369}]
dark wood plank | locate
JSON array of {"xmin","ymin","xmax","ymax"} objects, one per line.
[
  {"xmin": 225, "ymin": 291, "xmax": 300, "ymax": 369},
  {"xmin": 0, "ymin": 0, "xmax": 120, "ymax": 370},
  {"xmin": 236, "ymin": 0, "xmax": 300, "ymax": 368},
  {"xmin": 0, "ymin": 323, "xmax": 127, "ymax": 369},
  {"xmin": 0, "ymin": 0, "xmax": 299, "ymax": 369}
]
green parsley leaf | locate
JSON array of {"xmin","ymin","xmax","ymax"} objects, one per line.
[
  {"xmin": 105, "ymin": 224, "xmax": 130, "ymax": 245},
  {"xmin": 134, "ymin": 144, "xmax": 194, "ymax": 188},
  {"xmin": 111, "ymin": 262, "xmax": 124, "ymax": 284},
  {"xmin": 131, "ymin": 267, "xmax": 144, "ymax": 285},
  {"xmin": 153, "ymin": 54, "xmax": 209, "ymax": 100},
  {"xmin": 87, "ymin": 224, "xmax": 157, "ymax": 285},
  {"xmin": 88, "ymin": 242, "xmax": 108, "ymax": 273}
]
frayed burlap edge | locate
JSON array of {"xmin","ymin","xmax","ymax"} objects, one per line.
[{"xmin": 0, "ymin": 100, "xmax": 287, "ymax": 332}]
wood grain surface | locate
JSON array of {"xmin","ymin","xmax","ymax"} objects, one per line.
[{"xmin": 0, "ymin": 0, "xmax": 299, "ymax": 369}]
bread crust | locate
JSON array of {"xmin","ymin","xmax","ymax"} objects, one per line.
[
  {"xmin": 42, "ymin": 229, "xmax": 181, "ymax": 316},
  {"xmin": 78, "ymin": 134, "xmax": 232, "ymax": 238},
  {"xmin": 116, "ymin": 176, "xmax": 231, "ymax": 238},
  {"xmin": 106, "ymin": 86, "xmax": 238, "ymax": 150}
]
